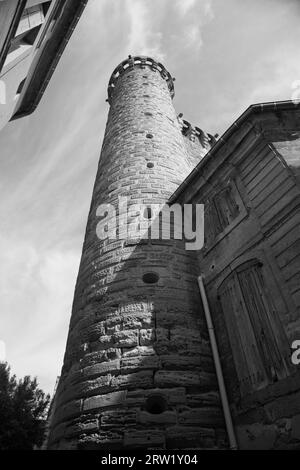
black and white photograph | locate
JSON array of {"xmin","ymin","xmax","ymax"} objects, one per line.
[{"xmin": 0, "ymin": 0, "xmax": 300, "ymax": 456}]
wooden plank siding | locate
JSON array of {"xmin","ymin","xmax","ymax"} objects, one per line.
[
  {"xmin": 172, "ymin": 105, "xmax": 300, "ymax": 448},
  {"xmin": 238, "ymin": 140, "xmax": 300, "ymax": 312},
  {"xmin": 239, "ymin": 144, "xmax": 273, "ymax": 181}
]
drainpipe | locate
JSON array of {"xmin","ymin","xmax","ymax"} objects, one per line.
[{"xmin": 197, "ymin": 275, "xmax": 238, "ymax": 450}]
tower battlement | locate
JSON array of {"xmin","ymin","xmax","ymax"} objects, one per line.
[
  {"xmin": 178, "ymin": 115, "xmax": 217, "ymax": 148},
  {"xmin": 107, "ymin": 55, "xmax": 175, "ymax": 104}
]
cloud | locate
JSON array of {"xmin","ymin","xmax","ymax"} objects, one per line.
[
  {"xmin": 123, "ymin": 0, "xmax": 215, "ymax": 61},
  {"xmin": 185, "ymin": 25, "xmax": 203, "ymax": 49},
  {"xmin": 0, "ymin": 235, "xmax": 80, "ymax": 393},
  {"xmin": 173, "ymin": 0, "xmax": 214, "ymax": 51},
  {"xmin": 125, "ymin": 0, "xmax": 165, "ymax": 61},
  {"xmin": 176, "ymin": 0, "xmax": 197, "ymax": 16}
]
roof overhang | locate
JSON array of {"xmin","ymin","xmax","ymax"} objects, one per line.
[
  {"xmin": 169, "ymin": 100, "xmax": 300, "ymax": 203},
  {"xmin": 0, "ymin": 0, "xmax": 27, "ymax": 72},
  {"xmin": 10, "ymin": 0, "xmax": 88, "ymax": 121}
]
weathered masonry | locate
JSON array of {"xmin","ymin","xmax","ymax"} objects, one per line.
[
  {"xmin": 48, "ymin": 56, "xmax": 226, "ymax": 450},
  {"xmin": 48, "ymin": 55, "xmax": 300, "ymax": 450}
]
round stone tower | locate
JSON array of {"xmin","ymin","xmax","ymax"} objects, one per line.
[{"xmin": 48, "ymin": 56, "xmax": 226, "ymax": 450}]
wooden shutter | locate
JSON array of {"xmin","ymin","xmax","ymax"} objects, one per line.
[
  {"xmin": 213, "ymin": 186, "xmax": 240, "ymax": 232},
  {"xmin": 219, "ymin": 272, "xmax": 269, "ymax": 394},
  {"xmin": 237, "ymin": 262, "xmax": 291, "ymax": 381},
  {"xmin": 218, "ymin": 260, "xmax": 290, "ymax": 395}
]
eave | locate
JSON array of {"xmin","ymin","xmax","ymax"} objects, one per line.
[
  {"xmin": 0, "ymin": 0, "xmax": 27, "ymax": 73},
  {"xmin": 169, "ymin": 100, "xmax": 300, "ymax": 204},
  {"xmin": 11, "ymin": 0, "xmax": 88, "ymax": 121}
]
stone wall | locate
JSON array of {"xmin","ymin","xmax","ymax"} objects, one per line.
[{"xmin": 48, "ymin": 57, "xmax": 226, "ymax": 450}]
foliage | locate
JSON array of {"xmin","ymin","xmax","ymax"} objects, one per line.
[{"xmin": 0, "ymin": 362, "xmax": 50, "ymax": 450}]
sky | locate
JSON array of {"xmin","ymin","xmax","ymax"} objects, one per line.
[{"xmin": 0, "ymin": 0, "xmax": 300, "ymax": 395}]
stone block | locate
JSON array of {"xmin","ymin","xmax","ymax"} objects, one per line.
[
  {"xmin": 111, "ymin": 370, "xmax": 153, "ymax": 390},
  {"xmin": 122, "ymin": 313, "xmax": 154, "ymax": 330},
  {"xmin": 80, "ymin": 347, "xmax": 122, "ymax": 368},
  {"xmin": 121, "ymin": 355, "xmax": 160, "ymax": 372},
  {"xmin": 76, "ymin": 375, "xmax": 112, "ymax": 397},
  {"xmin": 160, "ymin": 354, "xmax": 202, "ymax": 370},
  {"xmin": 86, "ymin": 324, "xmax": 106, "ymax": 342},
  {"xmin": 68, "ymin": 418, "xmax": 99, "ymax": 436},
  {"xmin": 122, "ymin": 345, "xmax": 155, "ymax": 357},
  {"xmin": 114, "ymin": 330, "xmax": 139, "ymax": 348},
  {"xmin": 236, "ymin": 423, "xmax": 277, "ymax": 450},
  {"xmin": 58, "ymin": 375, "xmax": 112, "ymax": 405},
  {"xmin": 78, "ymin": 431, "xmax": 123, "ymax": 450},
  {"xmin": 186, "ymin": 392, "xmax": 220, "ymax": 407},
  {"xmin": 178, "ymin": 407, "xmax": 224, "ymax": 426},
  {"xmin": 80, "ymin": 350, "xmax": 108, "ymax": 368},
  {"xmin": 166, "ymin": 426, "xmax": 216, "ymax": 449},
  {"xmin": 94, "ymin": 334, "xmax": 115, "ymax": 351},
  {"xmin": 54, "ymin": 400, "xmax": 82, "ymax": 425},
  {"xmin": 264, "ymin": 390, "xmax": 300, "ymax": 421},
  {"xmin": 82, "ymin": 359, "xmax": 120, "ymax": 379},
  {"xmin": 156, "ymin": 310, "xmax": 194, "ymax": 328},
  {"xmin": 138, "ymin": 410, "xmax": 177, "ymax": 425},
  {"xmin": 139, "ymin": 328, "xmax": 156, "ymax": 345},
  {"xmin": 124, "ymin": 429, "xmax": 166, "ymax": 448},
  {"xmin": 170, "ymin": 327, "xmax": 202, "ymax": 343},
  {"xmin": 83, "ymin": 391, "xmax": 127, "ymax": 412},
  {"xmin": 101, "ymin": 409, "xmax": 137, "ymax": 428},
  {"xmin": 154, "ymin": 370, "xmax": 201, "ymax": 387},
  {"xmin": 156, "ymin": 327, "xmax": 169, "ymax": 340}
]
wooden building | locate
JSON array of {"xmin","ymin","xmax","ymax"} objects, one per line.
[{"xmin": 171, "ymin": 100, "xmax": 300, "ymax": 449}]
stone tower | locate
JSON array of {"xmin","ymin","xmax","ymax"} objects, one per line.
[{"xmin": 48, "ymin": 56, "xmax": 226, "ymax": 450}]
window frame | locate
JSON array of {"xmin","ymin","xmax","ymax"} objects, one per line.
[{"xmin": 204, "ymin": 179, "xmax": 248, "ymax": 253}]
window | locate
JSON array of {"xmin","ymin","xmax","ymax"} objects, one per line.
[
  {"xmin": 205, "ymin": 184, "xmax": 240, "ymax": 244},
  {"xmin": 5, "ymin": 3, "xmax": 48, "ymax": 66},
  {"xmin": 272, "ymin": 138, "xmax": 300, "ymax": 184},
  {"xmin": 218, "ymin": 260, "xmax": 291, "ymax": 396},
  {"xmin": 15, "ymin": 5, "xmax": 45, "ymax": 37}
]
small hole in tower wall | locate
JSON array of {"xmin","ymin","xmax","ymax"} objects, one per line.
[
  {"xmin": 147, "ymin": 162, "xmax": 154, "ymax": 168},
  {"xmin": 143, "ymin": 272, "xmax": 159, "ymax": 284},
  {"xmin": 146, "ymin": 133, "xmax": 153, "ymax": 139},
  {"xmin": 145, "ymin": 395, "xmax": 167, "ymax": 414}
]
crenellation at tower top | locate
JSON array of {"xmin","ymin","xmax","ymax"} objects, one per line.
[
  {"xmin": 107, "ymin": 55, "xmax": 175, "ymax": 104},
  {"xmin": 106, "ymin": 55, "xmax": 215, "ymax": 169}
]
